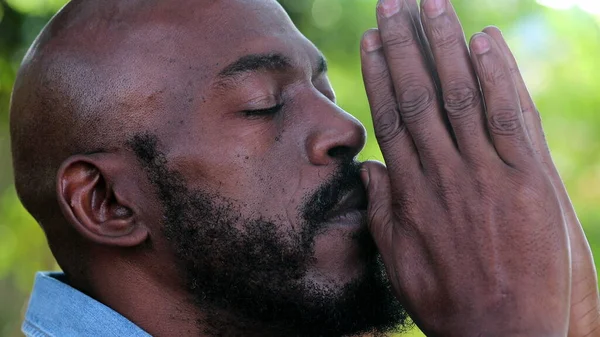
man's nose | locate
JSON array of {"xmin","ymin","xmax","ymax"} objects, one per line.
[{"xmin": 305, "ymin": 99, "xmax": 366, "ymax": 166}]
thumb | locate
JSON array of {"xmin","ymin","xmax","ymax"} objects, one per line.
[{"xmin": 361, "ymin": 161, "xmax": 394, "ymax": 253}]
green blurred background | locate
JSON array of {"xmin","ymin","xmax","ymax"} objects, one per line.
[{"xmin": 0, "ymin": 0, "xmax": 599, "ymax": 336}]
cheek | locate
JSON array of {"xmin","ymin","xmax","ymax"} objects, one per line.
[
  {"xmin": 172, "ymin": 147, "xmax": 305, "ymax": 229},
  {"xmin": 204, "ymin": 140, "xmax": 308, "ymax": 220},
  {"xmin": 168, "ymin": 112, "xmax": 323, "ymax": 229}
]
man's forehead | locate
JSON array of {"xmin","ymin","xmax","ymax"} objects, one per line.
[
  {"xmin": 52, "ymin": 0, "xmax": 319, "ymax": 123},
  {"xmin": 108, "ymin": 0, "xmax": 304, "ymax": 67},
  {"xmin": 56, "ymin": 0, "xmax": 297, "ymax": 55},
  {"xmin": 103, "ymin": 0, "xmax": 317, "ymax": 89},
  {"xmin": 123, "ymin": 0, "xmax": 295, "ymax": 38}
]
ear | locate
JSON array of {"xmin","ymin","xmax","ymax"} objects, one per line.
[{"xmin": 56, "ymin": 154, "xmax": 149, "ymax": 247}]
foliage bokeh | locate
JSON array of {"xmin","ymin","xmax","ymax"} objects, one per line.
[{"xmin": 0, "ymin": 0, "xmax": 599, "ymax": 336}]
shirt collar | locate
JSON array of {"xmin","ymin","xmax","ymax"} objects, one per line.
[{"xmin": 23, "ymin": 272, "xmax": 152, "ymax": 337}]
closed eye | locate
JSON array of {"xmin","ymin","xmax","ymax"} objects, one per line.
[{"xmin": 242, "ymin": 103, "xmax": 284, "ymax": 118}]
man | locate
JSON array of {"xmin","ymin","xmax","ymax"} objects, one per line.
[{"xmin": 9, "ymin": 0, "xmax": 599, "ymax": 335}]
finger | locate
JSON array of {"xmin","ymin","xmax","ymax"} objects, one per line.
[
  {"xmin": 421, "ymin": 0, "xmax": 496, "ymax": 159},
  {"xmin": 404, "ymin": 0, "xmax": 440, "ymax": 90},
  {"xmin": 485, "ymin": 24, "xmax": 594, "ymax": 257},
  {"xmin": 361, "ymin": 29, "xmax": 421, "ymax": 178},
  {"xmin": 406, "ymin": 0, "xmax": 460, "ymax": 143},
  {"xmin": 361, "ymin": 161, "xmax": 394, "ymax": 254},
  {"xmin": 483, "ymin": 27, "xmax": 549, "ymax": 161},
  {"xmin": 485, "ymin": 28, "xmax": 600, "ymax": 334},
  {"xmin": 484, "ymin": 27, "xmax": 579, "ymax": 201},
  {"xmin": 376, "ymin": 0, "xmax": 458, "ymax": 166},
  {"xmin": 469, "ymin": 33, "xmax": 533, "ymax": 166}
]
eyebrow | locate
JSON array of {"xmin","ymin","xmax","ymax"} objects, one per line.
[{"xmin": 216, "ymin": 52, "xmax": 329, "ymax": 81}]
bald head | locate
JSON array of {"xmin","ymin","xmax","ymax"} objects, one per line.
[
  {"xmin": 9, "ymin": 1, "xmax": 404, "ymax": 335},
  {"xmin": 10, "ymin": 0, "xmax": 295, "ymax": 224},
  {"xmin": 11, "ymin": 0, "xmax": 159, "ymax": 223},
  {"xmin": 9, "ymin": 0, "xmax": 303, "ymax": 280}
]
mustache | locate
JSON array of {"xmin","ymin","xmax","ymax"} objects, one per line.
[{"xmin": 301, "ymin": 160, "xmax": 365, "ymax": 229}]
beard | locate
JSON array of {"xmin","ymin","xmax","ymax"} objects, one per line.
[{"xmin": 129, "ymin": 133, "xmax": 409, "ymax": 337}]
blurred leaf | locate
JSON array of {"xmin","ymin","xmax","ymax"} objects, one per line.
[{"xmin": 4, "ymin": 0, "xmax": 67, "ymax": 17}]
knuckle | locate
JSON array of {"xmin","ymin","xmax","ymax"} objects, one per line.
[
  {"xmin": 365, "ymin": 67, "xmax": 392, "ymax": 90},
  {"xmin": 372, "ymin": 99, "xmax": 398, "ymax": 119},
  {"xmin": 431, "ymin": 26, "xmax": 463, "ymax": 51},
  {"xmin": 382, "ymin": 28, "xmax": 416, "ymax": 53},
  {"xmin": 480, "ymin": 61, "xmax": 509, "ymax": 86},
  {"xmin": 373, "ymin": 103, "xmax": 408, "ymax": 145},
  {"xmin": 488, "ymin": 108, "xmax": 521, "ymax": 136},
  {"xmin": 443, "ymin": 81, "xmax": 481, "ymax": 118},
  {"xmin": 509, "ymin": 66, "xmax": 521, "ymax": 78},
  {"xmin": 369, "ymin": 202, "xmax": 389, "ymax": 225},
  {"xmin": 397, "ymin": 84, "xmax": 435, "ymax": 123}
]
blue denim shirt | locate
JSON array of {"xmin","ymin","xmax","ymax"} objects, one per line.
[{"xmin": 22, "ymin": 272, "xmax": 152, "ymax": 337}]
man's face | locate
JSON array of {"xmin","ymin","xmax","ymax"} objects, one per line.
[{"xmin": 119, "ymin": 0, "xmax": 407, "ymax": 334}]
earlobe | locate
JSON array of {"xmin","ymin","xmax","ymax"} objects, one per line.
[{"xmin": 57, "ymin": 155, "xmax": 149, "ymax": 247}]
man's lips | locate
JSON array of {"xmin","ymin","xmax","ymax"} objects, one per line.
[{"xmin": 324, "ymin": 188, "xmax": 368, "ymax": 224}]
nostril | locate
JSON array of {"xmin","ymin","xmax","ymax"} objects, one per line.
[
  {"xmin": 327, "ymin": 146, "xmax": 353, "ymax": 159},
  {"xmin": 306, "ymin": 106, "xmax": 366, "ymax": 166}
]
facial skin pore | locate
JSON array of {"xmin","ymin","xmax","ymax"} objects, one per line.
[{"xmin": 10, "ymin": 0, "xmax": 408, "ymax": 336}]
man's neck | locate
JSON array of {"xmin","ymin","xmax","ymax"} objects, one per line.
[
  {"xmin": 81, "ymin": 254, "xmax": 294, "ymax": 337},
  {"xmin": 81, "ymin": 255, "xmax": 205, "ymax": 336}
]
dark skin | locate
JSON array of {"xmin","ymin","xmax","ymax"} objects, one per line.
[
  {"xmin": 8, "ymin": 0, "xmax": 599, "ymax": 336},
  {"xmin": 13, "ymin": 1, "xmax": 373, "ymax": 335},
  {"xmin": 363, "ymin": 1, "xmax": 600, "ymax": 336},
  {"xmin": 361, "ymin": 0, "xmax": 600, "ymax": 335}
]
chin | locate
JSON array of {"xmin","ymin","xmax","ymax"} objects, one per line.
[{"xmin": 308, "ymin": 224, "xmax": 377, "ymax": 285}]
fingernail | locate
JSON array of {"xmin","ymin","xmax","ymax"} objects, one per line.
[
  {"xmin": 377, "ymin": 0, "xmax": 401, "ymax": 18},
  {"xmin": 485, "ymin": 25, "xmax": 502, "ymax": 35},
  {"xmin": 472, "ymin": 34, "xmax": 491, "ymax": 54},
  {"xmin": 362, "ymin": 32, "xmax": 383, "ymax": 52},
  {"xmin": 360, "ymin": 168, "xmax": 371, "ymax": 187},
  {"xmin": 423, "ymin": 0, "xmax": 446, "ymax": 18}
]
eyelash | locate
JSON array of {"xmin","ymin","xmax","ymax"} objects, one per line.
[{"xmin": 242, "ymin": 103, "xmax": 284, "ymax": 118}]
